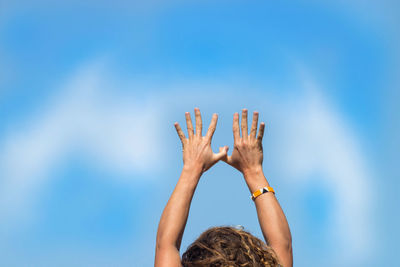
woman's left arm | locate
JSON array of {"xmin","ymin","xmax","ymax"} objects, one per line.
[{"xmin": 155, "ymin": 108, "xmax": 228, "ymax": 267}]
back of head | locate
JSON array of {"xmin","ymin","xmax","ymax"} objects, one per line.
[{"xmin": 181, "ymin": 226, "xmax": 281, "ymax": 267}]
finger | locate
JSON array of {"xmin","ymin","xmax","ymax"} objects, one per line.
[
  {"xmin": 220, "ymin": 147, "xmax": 230, "ymax": 163},
  {"xmin": 194, "ymin": 107, "xmax": 202, "ymax": 136},
  {"xmin": 174, "ymin": 122, "xmax": 186, "ymax": 144},
  {"xmin": 213, "ymin": 146, "xmax": 229, "ymax": 162},
  {"xmin": 233, "ymin": 112, "xmax": 240, "ymax": 142},
  {"xmin": 185, "ymin": 112, "xmax": 194, "ymax": 139},
  {"xmin": 222, "ymin": 155, "xmax": 230, "ymax": 163},
  {"xmin": 241, "ymin": 109, "xmax": 248, "ymax": 138},
  {"xmin": 257, "ymin": 122, "xmax": 265, "ymax": 142},
  {"xmin": 222, "ymin": 154, "xmax": 234, "ymax": 166},
  {"xmin": 206, "ymin": 113, "xmax": 218, "ymax": 141},
  {"xmin": 250, "ymin": 111, "xmax": 259, "ymax": 139}
]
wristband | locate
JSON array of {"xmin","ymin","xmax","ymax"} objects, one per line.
[{"xmin": 251, "ymin": 186, "xmax": 275, "ymax": 201}]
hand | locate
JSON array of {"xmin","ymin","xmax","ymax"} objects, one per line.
[
  {"xmin": 223, "ymin": 109, "xmax": 265, "ymax": 176},
  {"xmin": 174, "ymin": 108, "xmax": 228, "ymax": 174}
]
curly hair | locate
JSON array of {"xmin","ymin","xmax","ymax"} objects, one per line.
[{"xmin": 181, "ymin": 226, "xmax": 281, "ymax": 267}]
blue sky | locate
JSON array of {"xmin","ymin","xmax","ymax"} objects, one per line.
[{"xmin": 0, "ymin": 1, "xmax": 399, "ymax": 266}]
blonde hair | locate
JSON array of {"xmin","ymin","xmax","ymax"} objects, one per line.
[{"xmin": 181, "ymin": 226, "xmax": 281, "ymax": 267}]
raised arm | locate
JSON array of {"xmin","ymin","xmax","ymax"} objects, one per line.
[
  {"xmin": 155, "ymin": 108, "xmax": 228, "ymax": 267},
  {"xmin": 223, "ymin": 109, "xmax": 293, "ymax": 267}
]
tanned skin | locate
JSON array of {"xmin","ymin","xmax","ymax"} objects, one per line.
[
  {"xmin": 222, "ymin": 109, "xmax": 293, "ymax": 267},
  {"xmin": 155, "ymin": 108, "xmax": 292, "ymax": 267}
]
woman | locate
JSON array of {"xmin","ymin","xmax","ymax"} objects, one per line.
[{"xmin": 155, "ymin": 108, "xmax": 292, "ymax": 267}]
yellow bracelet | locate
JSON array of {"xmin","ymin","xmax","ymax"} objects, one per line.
[{"xmin": 251, "ymin": 186, "xmax": 275, "ymax": 201}]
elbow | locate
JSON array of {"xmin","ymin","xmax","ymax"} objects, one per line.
[
  {"xmin": 156, "ymin": 239, "xmax": 170, "ymax": 254},
  {"xmin": 269, "ymin": 234, "xmax": 292, "ymax": 260},
  {"xmin": 156, "ymin": 231, "xmax": 166, "ymax": 251},
  {"xmin": 275, "ymin": 235, "xmax": 293, "ymax": 267},
  {"xmin": 156, "ymin": 234, "xmax": 168, "ymax": 251},
  {"xmin": 285, "ymin": 233, "xmax": 292, "ymax": 251},
  {"xmin": 271, "ymin": 233, "xmax": 292, "ymax": 251},
  {"xmin": 156, "ymin": 234, "xmax": 178, "ymax": 252},
  {"xmin": 283, "ymin": 233, "xmax": 292, "ymax": 255},
  {"xmin": 285, "ymin": 238, "xmax": 293, "ymax": 257}
]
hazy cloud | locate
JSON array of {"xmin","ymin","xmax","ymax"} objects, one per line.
[{"xmin": 0, "ymin": 61, "xmax": 163, "ymax": 230}]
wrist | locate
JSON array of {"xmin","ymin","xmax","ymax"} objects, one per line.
[
  {"xmin": 242, "ymin": 166, "xmax": 264, "ymax": 178},
  {"xmin": 242, "ymin": 167, "xmax": 270, "ymax": 193},
  {"xmin": 182, "ymin": 163, "xmax": 203, "ymax": 177}
]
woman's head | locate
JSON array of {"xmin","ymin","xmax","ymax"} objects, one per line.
[{"xmin": 181, "ymin": 226, "xmax": 280, "ymax": 267}]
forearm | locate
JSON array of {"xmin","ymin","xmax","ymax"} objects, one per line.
[
  {"xmin": 244, "ymin": 168, "xmax": 293, "ymax": 267},
  {"xmin": 156, "ymin": 166, "xmax": 202, "ymax": 250},
  {"xmin": 155, "ymin": 109, "xmax": 225, "ymax": 266}
]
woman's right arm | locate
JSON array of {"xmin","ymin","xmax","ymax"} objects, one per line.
[
  {"xmin": 223, "ymin": 109, "xmax": 293, "ymax": 267},
  {"xmin": 244, "ymin": 168, "xmax": 292, "ymax": 267}
]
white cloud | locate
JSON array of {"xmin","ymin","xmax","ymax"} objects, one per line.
[
  {"xmin": 138, "ymin": 73, "xmax": 375, "ymax": 264},
  {"xmin": 158, "ymin": 71, "xmax": 375, "ymax": 264},
  {"xmin": 0, "ymin": 59, "xmax": 374, "ymax": 265},
  {"xmin": 268, "ymin": 74, "xmax": 373, "ymax": 264},
  {"xmin": 0, "ymin": 61, "xmax": 163, "ymax": 231}
]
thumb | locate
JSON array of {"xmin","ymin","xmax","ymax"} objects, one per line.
[{"xmin": 213, "ymin": 146, "xmax": 229, "ymax": 162}]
